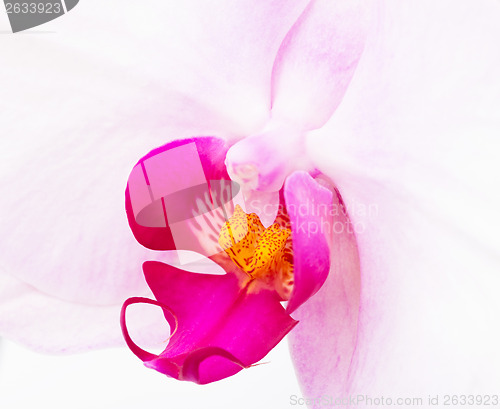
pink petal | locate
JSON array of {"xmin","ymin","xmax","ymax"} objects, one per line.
[
  {"xmin": 301, "ymin": 0, "xmax": 500, "ymax": 398},
  {"xmin": 270, "ymin": 0, "xmax": 368, "ymax": 130},
  {"xmin": 225, "ymin": 0, "xmax": 370, "ymax": 193},
  {"xmin": 283, "ymin": 171, "xmax": 334, "ymax": 314},
  {"xmin": 121, "ymin": 261, "xmax": 297, "ymax": 384}
]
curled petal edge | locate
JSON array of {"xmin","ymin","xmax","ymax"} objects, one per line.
[
  {"xmin": 120, "ymin": 297, "xmax": 178, "ymax": 362},
  {"xmin": 284, "ymin": 171, "xmax": 333, "ymax": 314}
]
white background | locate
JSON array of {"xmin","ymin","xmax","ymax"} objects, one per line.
[{"xmin": 0, "ymin": 337, "xmax": 303, "ymax": 409}]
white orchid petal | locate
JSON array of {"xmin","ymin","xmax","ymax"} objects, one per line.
[
  {"xmin": 0, "ymin": 272, "xmax": 167, "ymax": 353},
  {"xmin": 297, "ymin": 0, "xmax": 500, "ymax": 399}
]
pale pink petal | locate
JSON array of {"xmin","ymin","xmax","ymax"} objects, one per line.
[
  {"xmin": 0, "ymin": 273, "xmax": 167, "ymax": 353},
  {"xmin": 270, "ymin": 0, "xmax": 368, "ymax": 130},
  {"xmin": 225, "ymin": 0, "xmax": 369, "ymax": 195},
  {"xmin": 300, "ymin": 0, "xmax": 500, "ymax": 400},
  {"xmin": 53, "ymin": 0, "xmax": 313, "ymax": 137}
]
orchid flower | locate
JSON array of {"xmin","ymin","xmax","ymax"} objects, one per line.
[
  {"xmin": 120, "ymin": 136, "xmax": 343, "ymax": 383},
  {"xmin": 1, "ymin": 0, "xmax": 500, "ymax": 405}
]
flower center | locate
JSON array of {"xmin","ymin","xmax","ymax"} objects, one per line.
[{"xmin": 218, "ymin": 205, "xmax": 294, "ymax": 299}]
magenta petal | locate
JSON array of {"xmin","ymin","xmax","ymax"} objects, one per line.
[
  {"xmin": 125, "ymin": 136, "xmax": 232, "ymax": 251},
  {"xmin": 180, "ymin": 346, "xmax": 246, "ymax": 384},
  {"xmin": 284, "ymin": 171, "xmax": 333, "ymax": 314},
  {"xmin": 143, "ymin": 261, "xmax": 242, "ymax": 351},
  {"xmin": 123, "ymin": 261, "xmax": 297, "ymax": 384}
]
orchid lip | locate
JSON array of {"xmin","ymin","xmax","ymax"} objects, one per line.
[{"xmin": 121, "ymin": 261, "xmax": 299, "ymax": 384}]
